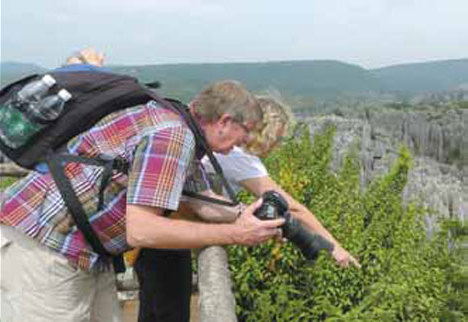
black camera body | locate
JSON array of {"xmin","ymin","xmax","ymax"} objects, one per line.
[{"xmin": 254, "ymin": 190, "xmax": 334, "ymax": 262}]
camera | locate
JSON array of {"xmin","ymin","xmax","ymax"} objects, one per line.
[{"xmin": 254, "ymin": 190, "xmax": 334, "ymax": 262}]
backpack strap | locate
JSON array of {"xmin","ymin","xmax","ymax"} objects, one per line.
[
  {"xmin": 46, "ymin": 153, "xmax": 128, "ymax": 272},
  {"xmin": 43, "ymin": 80, "xmax": 239, "ymax": 267},
  {"xmin": 167, "ymin": 99, "xmax": 239, "ymax": 205},
  {"xmin": 147, "ymin": 94, "xmax": 240, "ymax": 206}
]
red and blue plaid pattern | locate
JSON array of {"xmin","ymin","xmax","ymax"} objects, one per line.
[{"xmin": 0, "ymin": 101, "xmax": 196, "ymax": 271}]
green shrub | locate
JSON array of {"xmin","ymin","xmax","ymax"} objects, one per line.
[
  {"xmin": 228, "ymin": 124, "xmax": 465, "ymax": 321},
  {"xmin": 0, "ymin": 177, "xmax": 17, "ymax": 191}
]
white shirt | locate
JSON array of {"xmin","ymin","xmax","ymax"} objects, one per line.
[{"xmin": 201, "ymin": 146, "xmax": 268, "ymax": 194}]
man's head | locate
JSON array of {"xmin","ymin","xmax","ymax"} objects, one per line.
[
  {"xmin": 190, "ymin": 80, "xmax": 262, "ymax": 154},
  {"xmin": 244, "ymin": 95, "xmax": 292, "ymax": 158}
]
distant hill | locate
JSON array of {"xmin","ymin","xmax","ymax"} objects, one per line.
[
  {"xmin": 371, "ymin": 59, "xmax": 468, "ymax": 92},
  {"xmin": 110, "ymin": 60, "xmax": 380, "ymax": 102},
  {"xmin": 1, "ymin": 59, "xmax": 467, "ymax": 102},
  {"xmin": 0, "ymin": 62, "xmax": 46, "ymax": 84}
]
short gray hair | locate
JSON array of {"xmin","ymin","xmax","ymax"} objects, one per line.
[{"xmin": 192, "ymin": 80, "xmax": 262, "ymax": 125}]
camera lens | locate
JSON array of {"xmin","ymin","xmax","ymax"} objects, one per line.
[{"xmin": 254, "ymin": 191, "xmax": 335, "ymax": 263}]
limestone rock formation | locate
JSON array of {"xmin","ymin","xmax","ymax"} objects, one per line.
[{"xmin": 306, "ymin": 108, "xmax": 467, "ymax": 229}]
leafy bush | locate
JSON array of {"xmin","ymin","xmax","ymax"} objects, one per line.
[
  {"xmin": 228, "ymin": 124, "xmax": 465, "ymax": 321},
  {"xmin": 0, "ymin": 177, "xmax": 17, "ymax": 191}
]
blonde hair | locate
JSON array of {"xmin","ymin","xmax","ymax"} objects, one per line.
[
  {"xmin": 245, "ymin": 95, "xmax": 292, "ymax": 156},
  {"xmin": 192, "ymin": 80, "xmax": 262, "ymax": 125},
  {"xmin": 65, "ymin": 47, "xmax": 105, "ymax": 66}
]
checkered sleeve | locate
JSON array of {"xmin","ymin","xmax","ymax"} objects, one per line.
[{"xmin": 127, "ymin": 125, "xmax": 195, "ymax": 211}]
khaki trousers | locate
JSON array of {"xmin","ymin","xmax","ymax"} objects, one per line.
[{"xmin": 0, "ymin": 225, "xmax": 122, "ymax": 322}]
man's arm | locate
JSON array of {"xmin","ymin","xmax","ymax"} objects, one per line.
[
  {"xmin": 240, "ymin": 176, "xmax": 360, "ymax": 268},
  {"xmin": 126, "ymin": 199, "xmax": 284, "ymax": 249}
]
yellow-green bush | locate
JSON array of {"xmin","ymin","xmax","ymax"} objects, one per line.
[
  {"xmin": 228, "ymin": 124, "xmax": 465, "ymax": 321},
  {"xmin": 0, "ymin": 177, "xmax": 17, "ymax": 191}
]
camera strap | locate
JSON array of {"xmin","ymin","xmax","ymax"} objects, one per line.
[{"xmin": 144, "ymin": 93, "xmax": 239, "ymax": 207}]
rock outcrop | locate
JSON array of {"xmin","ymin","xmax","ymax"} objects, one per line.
[{"xmin": 305, "ymin": 108, "xmax": 467, "ymax": 230}]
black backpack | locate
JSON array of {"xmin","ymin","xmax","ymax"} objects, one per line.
[{"xmin": 0, "ymin": 70, "xmax": 238, "ymax": 270}]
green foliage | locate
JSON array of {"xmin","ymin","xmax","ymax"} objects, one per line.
[
  {"xmin": 456, "ymin": 101, "xmax": 468, "ymax": 109},
  {"xmin": 228, "ymin": 124, "xmax": 465, "ymax": 321},
  {"xmin": 0, "ymin": 177, "xmax": 17, "ymax": 191}
]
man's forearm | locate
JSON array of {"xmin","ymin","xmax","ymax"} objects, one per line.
[
  {"xmin": 126, "ymin": 204, "xmax": 237, "ymax": 249},
  {"xmin": 126, "ymin": 201, "xmax": 285, "ymax": 249},
  {"xmin": 180, "ymin": 191, "xmax": 240, "ymax": 223},
  {"xmin": 126, "ymin": 204, "xmax": 237, "ymax": 248}
]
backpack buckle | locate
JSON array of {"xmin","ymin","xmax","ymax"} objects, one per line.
[{"xmin": 112, "ymin": 157, "xmax": 129, "ymax": 174}]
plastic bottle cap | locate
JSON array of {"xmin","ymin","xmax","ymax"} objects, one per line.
[
  {"xmin": 57, "ymin": 89, "xmax": 72, "ymax": 102},
  {"xmin": 42, "ymin": 74, "xmax": 56, "ymax": 87}
]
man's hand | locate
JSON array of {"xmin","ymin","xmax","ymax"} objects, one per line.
[
  {"xmin": 331, "ymin": 245, "xmax": 361, "ymax": 268},
  {"xmin": 232, "ymin": 198, "xmax": 285, "ymax": 246}
]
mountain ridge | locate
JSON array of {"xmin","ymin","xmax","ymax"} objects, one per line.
[{"xmin": 1, "ymin": 58, "xmax": 467, "ymax": 101}]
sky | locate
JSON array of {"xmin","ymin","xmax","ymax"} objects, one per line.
[{"xmin": 1, "ymin": 0, "xmax": 467, "ymax": 69}]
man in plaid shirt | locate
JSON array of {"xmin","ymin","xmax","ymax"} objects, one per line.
[{"xmin": 0, "ymin": 63, "xmax": 285, "ymax": 321}]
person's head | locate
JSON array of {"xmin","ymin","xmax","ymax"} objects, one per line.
[
  {"xmin": 190, "ymin": 80, "xmax": 262, "ymax": 154},
  {"xmin": 244, "ymin": 95, "xmax": 292, "ymax": 157},
  {"xmin": 65, "ymin": 47, "xmax": 105, "ymax": 66}
]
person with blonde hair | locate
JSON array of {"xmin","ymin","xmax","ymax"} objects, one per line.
[
  {"xmin": 244, "ymin": 95, "xmax": 292, "ymax": 157},
  {"xmin": 136, "ymin": 95, "xmax": 359, "ymax": 322},
  {"xmin": 200, "ymin": 95, "xmax": 359, "ymax": 265}
]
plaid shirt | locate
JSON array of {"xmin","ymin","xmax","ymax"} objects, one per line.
[{"xmin": 0, "ymin": 101, "xmax": 197, "ymax": 271}]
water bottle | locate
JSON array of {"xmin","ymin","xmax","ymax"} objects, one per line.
[
  {"xmin": 0, "ymin": 74, "xmax": 56, "ymax": 148},
  {"xmin": 33, "ymin": 89, "xmax": 72, "ymax": 121},
  {"xmin": 32, "ymin": 89, "xmax": 72, "ymax": 174},
  {"xmin": 17, "ymin": 74, "xmax": 56, "ymax": 102}
]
